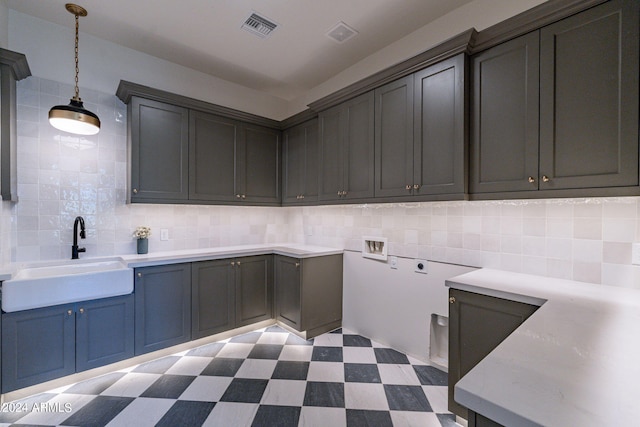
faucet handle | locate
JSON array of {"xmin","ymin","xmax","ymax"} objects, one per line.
[{"xmin": 78, "ymin": 247, "xmax": 86, "ymax": 253}]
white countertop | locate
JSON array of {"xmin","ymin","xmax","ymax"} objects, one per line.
[
  {"xmin": 0, "ymin": 244, "xmax": 343, "ymax": 281},
  {"xmin": 446, "ymin": 269, "xmax": 640, "ymax": 427}
]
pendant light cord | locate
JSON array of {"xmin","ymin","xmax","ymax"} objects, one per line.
[{"xmin": 73, "ymin": 11, "xmax": 80, "ymax": 102}]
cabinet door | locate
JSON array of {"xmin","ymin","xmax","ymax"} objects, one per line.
[
  {"xmin": 470, "ymin": 32, "xmax": 540, "ymax": 194},
  {"xmin": 275, "ymin": 256, "xmax": 301, "ymax": 330},
  {"xmin": 414, "ymin": 54, "xmax": 467, "ymax": 196},
  {"xmin": 189, "ymin": 111, "xmax": 241, "ymax": 202},
  {"xmin": 539, "ymin": 0, "xmax": 639, "ymax": 190},
  {"xmin": 448, "ymin": 288, "xmax": 539, "ymax": 418},
  {"xmin": 318, "ymin": 106, "xmax": 343, "ymax": 201},
  {"xmin": 130, "ymin": 97, "xmax": 189, "ymax": 202},
  {"xmin": 342, "ymin": 91, "xmax": 375, "ymax": 200},
  {"xmin": 283, "ymin": 119, "xmax": 318, "ymax": 205},
  {"xmin": 135, "ymin": 264, "xmax": 191, "ymax": 355},
  {"xmin": 375, "ymin": 75, "xmax": 414, "ymax": 198},
  {"xmin": 192, "ymin": 260, "xmax": 235, "ymax": 339},
  {"xmin": 241, "ymin": 125, "xmax": 281, "ymax": 204},
  {"xmin": 76, "ymin": 295, "xmax": 134, "ymax": 372},
  {"xmin": 2, "ymin": 305, "xmax": 75, "ymax": 393},
  {"xmin": 235, "ymin": 255, "xmax": 273, "ymax": 327}
]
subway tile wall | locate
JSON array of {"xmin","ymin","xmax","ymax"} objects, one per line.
[{"xmin": 5, "ymin": 76, "xmax": 640, "ymax": 289}]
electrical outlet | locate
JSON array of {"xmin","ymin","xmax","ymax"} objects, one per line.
[
  {"xmin": 415, "ymin": 259, "xmax": 428, "ymax": 274},
  {"xmin": 389, "ymin": 256, "xmax": 398, "ymax": 269},
  {"xmin": 632, "ymin": 243, "xmax": 640, "ymax": 265},
  {"xmin": 160, "ymin": 229, "xmax": 169, "ymax": 241}
]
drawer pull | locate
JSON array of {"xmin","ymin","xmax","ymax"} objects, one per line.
[{"xmin": 449, "ymin": 297, "xmax": 456, "ymax": 304}]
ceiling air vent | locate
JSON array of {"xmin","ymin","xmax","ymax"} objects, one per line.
[
  {"xmin": 242, "ymin": 12, "xmax": 278, "ymax": 38},
  {"xmin": 326, "ymin": 21, "xmax": 358, "ymax": 43}
]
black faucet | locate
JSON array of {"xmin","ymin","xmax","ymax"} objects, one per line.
[{"xmin": 72, "ymin": 216, "xmax": 86, "ymax": 259}]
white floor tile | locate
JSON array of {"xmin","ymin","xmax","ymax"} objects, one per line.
[
  {"xmin": 298, "ymin": 406, "xmax": 347, "ymax": 427},
  {"xmin": 13, "ymin": 394, "xmax": 95, "ymax": 426},
  {"xmin": 390, "ymin": 411, "xmax": 443, "ymax": 427},
  {"xmin": 202, "ymin": 402, "xmax": 259, "ymax": 427},
  {"xmin": 235, "ymin": 359, "xmax": 278, "ymax": 379},
  {"xmin": 215, "ymin": 343, "xmax": 254, "ymax": 359},
  {"xmin": 256, "ymin": 332, "xmax": 289, "ymax": 345},
  {"xmin": 342, "ymin": 347, "xmax": 377, "ymax": 364},
  {"xmin": 344, "ymin": 383, "xmax": 389, "ymax": 410},
  {"xmin": 178, "ymin": 376, "xmax": 233, "ymax": 402},
  {"xmin": 306, "ymin": 361, "xmax": 345, "ymax": 383},
  {"xmin": 312, "ymin": 333, "xmax": 343, "ymax": 347},
  {"xmin": 164, "ymin": 356, "xmax": 212, "ymax": 376},
  {"xmin": 104, "ymin": 397, "xmax": 174, "ymax": 427},
  {"xmin": 377, "ymin": 364, "xmax": 421, "ymax": 385},
  {"xmin": 422, "ymin": 385, "xmax": 449, "ymax": 413},
  {"xmin": 260, "ymin": 379, "xmax": 306, "ymax": 406},
  {"xmin": 100, "ymin": 373, "xmax": 162, "ymax": 397},
  {"xmin": 279, "ymin": 345, "xmax": 313, "ymax": 361}
]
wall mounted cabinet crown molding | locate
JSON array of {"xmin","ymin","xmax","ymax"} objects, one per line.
[{"xmin": 0, "ymin": 48, "xmax": 31, "ymax": 202}]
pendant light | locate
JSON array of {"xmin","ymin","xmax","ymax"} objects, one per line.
[{"xmin": 48, "ymin": 3, "xmax": 100, "ymax": 136}]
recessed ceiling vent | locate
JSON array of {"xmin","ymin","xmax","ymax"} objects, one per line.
[
  {"xmin": 326, "ymin": 21, "xmax": 358, "ymax": 43},
  {"xmin": 242, "ymin": 12, "xmax": 278, "ymax": 38}
]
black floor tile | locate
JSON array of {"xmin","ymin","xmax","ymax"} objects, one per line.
[
  {"xmin": 133, "ymin": 356, "xmax": 181, "ymax": 374},
  {"xmin": 230, "ymin": 332, "xmax": 263, "ymax": 344},
  {"xmin": 200, "ymin": 357, "xmax": 244, "ymax": 377},
  {"xmin": 247, "ymin": 344, "xmax": 283, "ymax": 360},
  {"xmin": 285, "ymin": 334, "xmax": 314, "ymax": 346},
  {"xmin": 343, "ymin": 335, "xmax": 372, "ymax": 347},
  {"xmin": 155, "ymin": 400, "xmax": 215, "ymax": 427},
  {"xmin": 220, "ymin": 378, "xmax": 269, "ymax": 403},
  {"xmin": 383, "ymin": 385, "xmax": 432, "ymax": 412},
  {"xmin": 303, "ymin": 382, "xmax": 345, "ymax": 407},
  {"xmin": 311, "ymin": 346, "xmax": 343, "ymax": 362},
  {"xmin": 437, "ymin": 413, "xmax": 458, "ymax": 427},
  {"xmin": 186, "ymin": 342, "xmax": 225, "ymax": 357},
  {"xmin": 344, "ymin": 363, "xmax": 381, "ymax": 383},
  {"xmin": 251, "ymin": 405, "xmax": 301, "ymax": 427},
  {"xmin": 60, "ymin": 396, "xmax": 134, "ymax": 427},
  {"xmin": 374, "ymin": 348, "xmax": 410, "ymax": 364},
  {"xmin": 346, "ymin": 409, "xmax": 393, "ymax": 427},
  {"xmin": 271, "ymin": 361, "xmax": 309, "ymax": 380},
  {"xmin": 63, "ymin": 372, "xmax": 126, "ymax": 395},
  {"xmin": 139, "ymin": 375, "xmax": 196, "ymax": 399},
  {"xmin": 414, "ymin": 365, "xmax": 448, "ymax": 386}
]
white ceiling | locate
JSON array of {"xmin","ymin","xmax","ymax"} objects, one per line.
[{"xmin": 7, "ymin": 0, "xmax": 475, "ymax": 101}]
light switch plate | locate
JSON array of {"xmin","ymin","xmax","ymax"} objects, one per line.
[
  {"xmin": 160, "ymin": 229, "xmax": 169, "ymax": 241},
  {"xmin": 389, "ymin": 256, "xmax": 398, "ymax": 269}
]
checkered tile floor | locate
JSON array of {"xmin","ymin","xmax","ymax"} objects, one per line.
[{"xmin": 0, "ymin": 326, "xmax": 455, "ymax": 427}]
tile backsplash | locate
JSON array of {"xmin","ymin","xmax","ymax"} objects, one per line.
[{"xmin": 4, "ymin": 76, "xmax": 640, "ymax": 289}]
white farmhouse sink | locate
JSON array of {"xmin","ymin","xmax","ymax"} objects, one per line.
[{"xmin": 2, "ymin": 257, "xmax": 133, "ymax": 312}]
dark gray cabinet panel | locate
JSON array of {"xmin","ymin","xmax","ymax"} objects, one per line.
[
  {"xmin": 318, "ymin": 91, "xmax": 374, "ymax": 201},
  {"xmin": 235, "ymin": 255, "xmax": 273, "ymax": 327},
  {"xmin": 275, "ymin": 254, "xmax": 343, "ymax": 339},
  {"xmin": 189, "ymin": 111, "xmax": 241, "ymax": 202},
  {"xmin": 2, "ymin": 305, "xmax": 75, "ymax": 393},
  {"xmin": 135, "ymin": 264, "xmax": 191, "ymax": 355},
  {"xmin": 469, "ymin": 411, "xmax": 505, "ymax": 427},
  {"xmin": 414, "ymin": 55, "xmax": 467, "ymax": 196},
  {"xmin": 130, "ymin": 97, "xmax": 189, "ymax": 202},
  {"xmin": 242, "ymin": 125, "xmax": 281, "ymax": 204},
  {"xmin": 75, "ymin": 295, "xmax": 134, "ymax": 373},
  {"xmin": 539, "ymin": 0, "xmax": 639, "ymax": 190},
  {"xmin": 471, "ymin": 32, "xmax": 540, "ymax": 194},
  {"xmin": 283, "ymin": 119, "xmax": 318, "ymax": 205},
  {"xmin": 375, "ymin": 76, "xmax": 414, "ymax": 198},
  {"xmin": 192, "ymin": 260, "xmax": 236, "ymax": 339},
  {"xmin": 448, "ymin": 288, "xmax": 539, "ymax": 418}
]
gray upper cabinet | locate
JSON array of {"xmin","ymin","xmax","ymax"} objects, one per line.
[
  {"xmin": 470, "ymin": 32, "xmax": 540, "ymax": 194},
  {"xmin": 189, "ymin": 111, "xmax": 241, "ymax": 203},
  {"xmin": 471, "ymin": 0, "xmax": 639, "ymax": 197},
  {"xmin": 318, "ymin": 91, "xmax": 375, "ymax": 202},
  {"xmin": 538, "ymin": 0, "xmax": 639, "ymax": 190},
  {"xmin": 283, "ymin": 119, "xmax": 318, "ymax": 205},
  {"xmin": 130, "ymin": 97, "xmax": 189, "ymax": 202},
  {"xmin": 375, "ymin": 54, "xmax": 466, "ymax": 200},
  {"xmin": 242, "ymin": 125, "xmax": 281, "ymax": 204}
]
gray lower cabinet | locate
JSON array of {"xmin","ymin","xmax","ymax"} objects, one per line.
[
  {"xmin": 235, "ymin": 255, "xmax": 274, "ymax": 328},
  {"xmin": 283, "ymin": 119, "xmax": 318, "ymax": 205},
  {"xmin": 375, "ymin": 54, "xmax": 466, "ymax": 200},
  {"xmin": 318, "ymin": 91, "xmax": 375, "ymax": 202},
  {"xmin": 468, "ymin": 411, "xmax": 504, "ymax": 427},
  {"xmin": 129, "ymin": 97, "xmax": 189, "ymax": 202},
  {"xmin": 1, "ymin": 294, "xmax": 134, "ymax": 393},
  {"xmin": 471, "ymin": 0, "xmax": 639, "ymax": 197},
  {"xmin": 134, "ymin": 264, "xmax": 192, "ymax": 355},
  {"xmin": 448, "ymin": 288, "xmax": 539, "ymax": 419},
  {"xmin": 192, "ymin": 259, "xmax": 235, "ymax": 339},
  {"xmin": 275, "ymin": 254, "xmax": 343, "ymax": 338}
]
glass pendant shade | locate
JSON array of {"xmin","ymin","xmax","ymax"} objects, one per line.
[{"xmin": 49, "ymin": 98, "xmax": 100, "ymax": 135}]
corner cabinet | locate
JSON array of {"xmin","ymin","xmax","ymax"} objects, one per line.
[
  {"xmin": 1, "ymin": 294, "xmax": 134, "ymax": 393},
  {"xmin": 375, "ymin": 54, "xmax": 467, "ymax": 200},
  {"xmin": 134, "ymin": 264, "xmax": 192, "ymax": 355},
  {"xmin": 471, "ymin": 0, "xmax": 639, "ymax": 197},
  {"xmin": 275, "ymin": 254, "xmax": 343, "ymax": 339},
  {"xmin": 129, "ymin": 97, "xmax": 189, "ymax": 202},
  {"xmin": 448, "ymin": 288, "xmax": 539, "ymax": 419},
  {"xmin": 282, "ymin": 119, "xmax": 318, "ymax": 205},
  {"xmin": 318, "ymin": 91, "xmax": 375, "ymax": 202}
]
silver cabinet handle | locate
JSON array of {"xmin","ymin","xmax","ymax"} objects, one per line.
[
  {"xmin": 449, "ymin": 297, "xmax": 456, "ymax": 304},
  {"xmin": 241, "ymin": 194, "xmax": 246, "ymax": 199},
  {"xmin": 79, "ymin": 308, "xmax": 84, "ymax": 314},
  {"xmin": 413, "ymin": 184, "xmax": 420, "ymax": 190},
  {"xmin": 132, "ymin": 188, "xmax": 138, "ymax": 194},
  {"xmin": 137, "ymin": 272, "xmax": 142, "ymax": 278},
  {"xmin": 231, "ymin": 261, "xmax": 235, "ymax": 266},
  {"xmin": 236, "ymin": 194, "xmax": 241, "ymax": 198},
  {"xmin": 67, "ymin": 309, "xmax": 73, "ymax": 316},
  {"xmin": 528, "ymin": 176, "xmax": 535, "ymax": 183},
  {"xmin": 542, "ymin": 175, "xmax": 550, "ymax": 183},
  {"xmin": 295, "ymin": 262, "xmax": 300, "ymax": 268}
]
